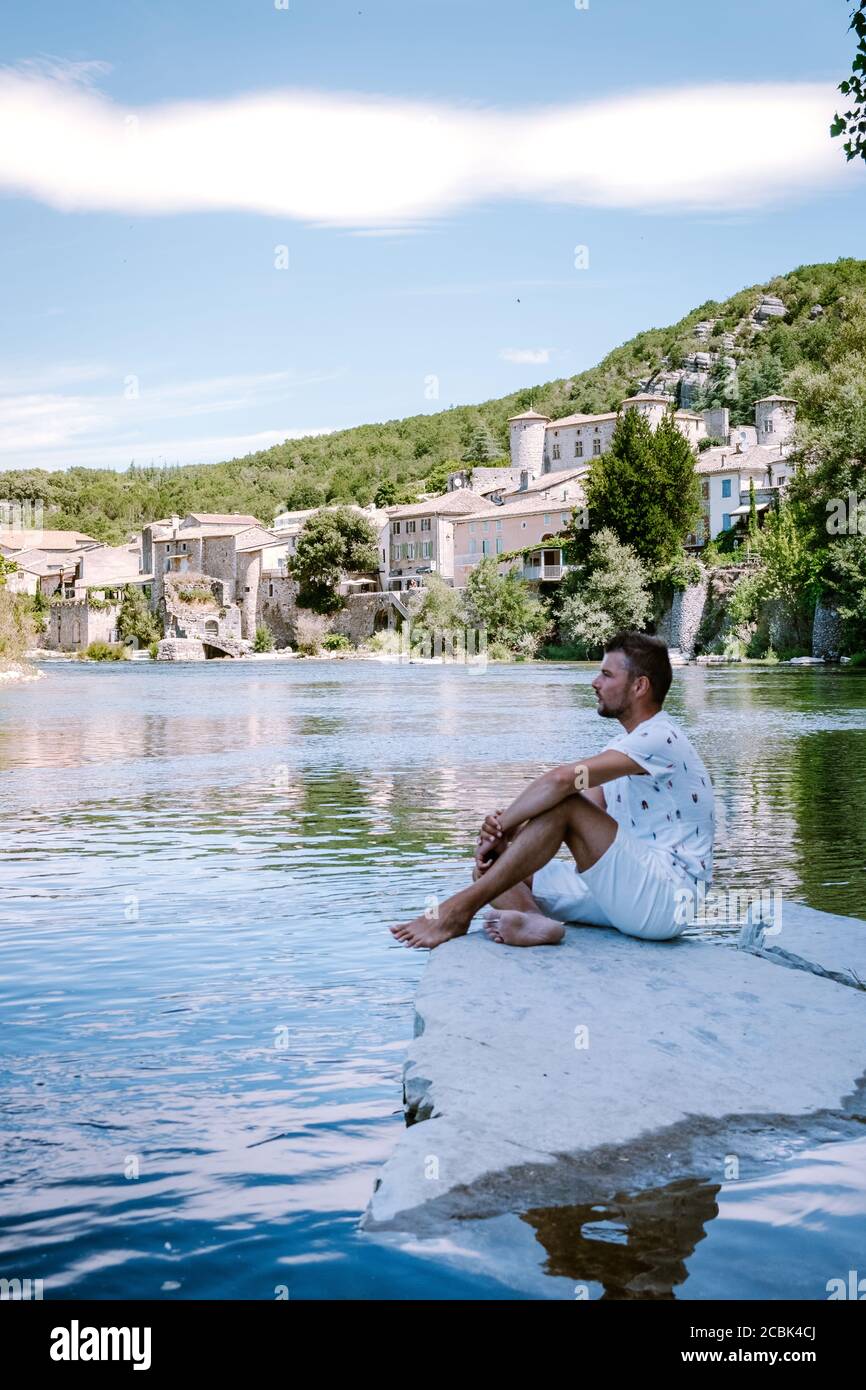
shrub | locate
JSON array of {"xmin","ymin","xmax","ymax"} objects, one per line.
[
  {"xmin": 84, "ymin": 641, "xmax": 126, "ymax": 661},
  {"xmin": 148, "ymin": 640, "xmax": 159, "ymax": 660},
  {"xmin": 486, "ymin": 640, "xmax": 514, "ymax": 661},
  {"xmin": 322, "ymin": 632, "xmax": 351, "ymax": 650},
  {"xmin": 253, "ymin": 624, "xmax": 275, "ymax": 652},
  {"xmin": 558, "ymin": 528, "xmax": 652, "ymax": 653},
  {"xmin": 294, "ymin": 610, "xmax": 329, "ymax": 654}
]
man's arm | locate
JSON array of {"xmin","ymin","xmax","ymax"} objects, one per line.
[{"xmin": 489, "ymin": 749, "xmax": 646, "ymax": 838}]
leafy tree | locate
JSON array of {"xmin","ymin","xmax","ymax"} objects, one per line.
[
  {"xmin": 558, "ymin": 528, "xmax": 651, "ymax": 654},
  {"xmin": 747, "ymin": 477, "xmax": 760, "ymax": 548},
  {"xmin": 831, "ymin": 2, "xmax": 866, "ymax": 162},
  {"xmin": 253, "ymin": 624, "xmax": 275, "ymax": 652},
  {"xmin": 579, "ymin": 406, "xmax": 701, "ymax": 565},
  {"xmin": 288, "ymin": 507, "xmax": 378, "ymax": 614},
  {"xmin": 461, "ymin": 422, "xmax": 505, "ymax": 463},
  {"xmin": 118, "ymin": 584, "xmax": 161, "ymax": 647},
  {"xmin": 822, "ymin": 535, "xmax": 866, "ymax": 650},
  {"xmin": 755, "ymin": 502, "xmax": 826, "ymax": 648},
  {"xmin": 461, "ymin": 557, "xmax": 550, "ymax": 653}
]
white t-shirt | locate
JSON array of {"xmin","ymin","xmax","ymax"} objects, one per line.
[{"xmin": 601, "ymin": 710, "xmax": 715, "ymax": 887}]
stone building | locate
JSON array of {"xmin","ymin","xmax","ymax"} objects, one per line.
[
  {"xmin": 384, "ymin": 490, "xmax": 491, "ymax": 591},
  {"xmin": 148, "ymin": 514, "xmax": 276, "ymax": 643}
]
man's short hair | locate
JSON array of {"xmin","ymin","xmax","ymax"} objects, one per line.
[{"xmin": 604, "ymin": 631, "xmax": 672, "ymax": 705}]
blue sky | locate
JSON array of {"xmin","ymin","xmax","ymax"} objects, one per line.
[{"xmin": 0, "ymin": 0, "xmax": 863, "ymax": 473}]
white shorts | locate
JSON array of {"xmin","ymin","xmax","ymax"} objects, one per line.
[{"xmin": 528, "ymin": 825, "xmax": 691, "ymax": 942}]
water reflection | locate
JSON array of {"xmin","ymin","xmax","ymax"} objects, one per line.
[{"xmin": 1, "ymin": 660, "xmax": 865, "ymax": 1298}]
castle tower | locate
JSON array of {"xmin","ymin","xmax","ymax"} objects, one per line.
[
  {"xmin": 755, "ymin": 396, "xmax": 796, "ymax": 445},
  {"xmin": 508, "ymin": 408, "xmax": 549, "ymax": 475}
]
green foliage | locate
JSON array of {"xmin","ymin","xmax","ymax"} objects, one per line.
[
  {"xmin": 822, "ymin": 535, "xmax": 866, "ymax": 652},
  {"xmin": 461, "ymin": 557, "xmax": 551, "ymax": 654},
  {"xmin": 288, "ymin": 507, "xmax": 378, "ymax": 614},
  {"xmin": 84, "ymin": 641, "xmax": 126, "ymax": 661},
  {"xmin": 0, "ymin": 587, "xmax": 35, "ymax": 661},
  {"xmin": 118, "ymin": 584, "xmax": 161, "ymax": 646},
  {"xmin": 655, "ymin": 553, "xmax": 704, "ymax": 591},
  {"xmin": 461, "ymin": 421, "xmax": 505, "ymax": 463},
  {"xmin": 558, "ymin": 528, "xmax": 652, "ymax": 654},
  {"xmin": 756, "ymin": 502, "xmax": 826, "ymax": 644},
  {"xmin": 579, "ymin": 407, "xmax": 701, "ymax": 564},
  {"xmin": 831, "ymin": 2, "xmax": 866, "ymax": 161},
  {"xmin": 148, "ymin": 640, "xmax": 159, "ymax": 660},
  {"xmin": 322, "ymin": 632, "xmax": 351, "ymax": 650},
  {"xmin": 407, "ymin": 572, "xmax": 465, "ymax": 644},
  {"xmin": 0, "ymin": 261, "xmax": 864, "ymax": 546},
  {"xmin": 253, "ymin": 624, "xmax": 275, "ymax": 652}
]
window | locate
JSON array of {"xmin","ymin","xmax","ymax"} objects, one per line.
[
  {"xmin": 701, "ymin": 480, "xmax": 710, "ymax": 500},
  {"xmin": 544, "ymin": 513, "xmax": 551, "ymax": 525},
  {"xmin": 421, "ymin": 541, "xmax": 432, "ymax": 558},
  {"xmin": 482, "ymin": 540, "xmax": 490, "ymax": 556},
  {"xmin": 180, "ymin": 542, "xmax": 187, "ymax": 552},
  {"xmin": 268, "ymin": 582, "xmax": 274, "ymax": 597},
  {"xmin": 393, "ymin": 522, "xmax": 401, "ymax": 534},
  {"xmin": 407, "ymin": 544, "xmax": 415, "ymax": 560},
  {"xmin": 521, "ymin": 521, "xmax": 527, "ymax": 529},
  {"xmin": 561, "ymin": 514, "xmax": 569, "ymax": 525},
  {"xmin": 420, "ymin": 518, "xmax": 431, "ymax": 531},
  {"xmin": 482, "ymin": 521, "xmax": 489, "ymax": 532},
  {"xmin": 495, "ymin": 518, "xmax": 502, "ymax": 529},
  {"xmin": 552, "ymin": 444, "xmax": 561, "ymax": 460},
  {"xmin": 406, "ymin": 520, "xmax": 416, "ymax": 533},
  {"xmin": 592, "ymin": 439, "xmax": 601, "ymax": 456},
  {"xmin": 722, "ymin": 513, "xmax": 732, "ymax": 531},
  {"xmin": 543, "ymin": 458, "xmax": 550, "ymax": 473},
  {"xmin": 469, "ymin": 522, "xmax": 476, "ymax": 532},
  {"xmin": 575, "ymin": 439, "xmax": 583, "ymax": 457},
  {"xmin": 721, "ymin": 478, "xmax": 732, "ymax": 498},
  {"xmin": 469, "ymin": 538, "xmax": 477, "ymax": 554},
  {"xmin": 764, "ymin": 419, "xmax": 773, "ymax": 433},
  {"xmin": 495, "ymin": 538, "xmax": 503, "ymax": 553}
]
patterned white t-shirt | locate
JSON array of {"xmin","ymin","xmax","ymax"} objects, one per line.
[{"xmin": 600, "ymin": 710, "xmax": 715, "ymax": 887}]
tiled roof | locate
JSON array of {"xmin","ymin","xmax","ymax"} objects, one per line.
[
  {"xmin": 507, "ymin": 409, "xmax": 550, "ymax": 422},
  {"xmin": 0, "ymin": 528, "xmax": 98, "ymax": 550},
  {"xmin": 696, "ymin": 442, "xmax": 793, "ymax": 476},
  {"xmin": 502, "ymin": 467, "xmax": 588, "ymax": 497},
  {"xmin": 453, "ymin": 492, "xmax": 587, "ymax": 522},
  {"xmin": 546, "ymin": 411, "xmax": 617, "ymax": 428},
  {"xmin": 386, "ymin": 491, "xmax": 492, "ymax": 520},
  {"xmin": 184, "ymin": 513, "xmax": 262, "ymax": 527}
]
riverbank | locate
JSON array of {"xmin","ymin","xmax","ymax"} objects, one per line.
[{"xmin": 0, "ymin": 660, "xmax": 44, "ymax": 683}]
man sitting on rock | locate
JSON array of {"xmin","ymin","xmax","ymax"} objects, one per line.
[{"xmin": 390, "ymin": 630, "xmax": 715, "ymax": 950}]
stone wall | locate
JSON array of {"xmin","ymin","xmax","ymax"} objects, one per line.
[
  {"xmin": 331, "ymin": 593, "xmax": 402, "ymax": 645},
  {"xmin": 257, "ymin": 573, "xmax": 299, "ymax": 646},
  {"xmin": 656, "ymin": 578, "xmax": 708, "ymax": 657},
  {"xmin": 812, "ymin": 602, "xmax": 843, "ymax": 660},
  {"xmin": 45, "ymin": 599, "xmax": 120, "ymax": 652},
  {"xmin": 157, "ymin": 638, "xmax": 206, "ymax": 661}
]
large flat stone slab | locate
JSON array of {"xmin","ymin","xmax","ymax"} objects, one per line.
[
  {"xmin": 361, "ymin": 915, "xmax": 866, "ymax": 1233},
  {"xmin": 738, "ymin": 901, "xmax": 866, "ymax": 991}
]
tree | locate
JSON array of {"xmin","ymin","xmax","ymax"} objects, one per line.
[
  {"xmin": 461, "ymin": 422, "xmax": 505, "ymax": 463},
  {"xmin": 755, "ymin": 502, "xmax": 826, "ymax": 648},
  {"xmin": 253, "ymin": 624, "xmax": 275, "ymax": 652},
  {"xmin": 580, "ymin": 407, "xmax": 701, "ymax": 565},
  {"xmin": 118, "ymin": 584, "xmax": 161, "ymax": 647},
  {"xmin": 831, "ymin": 2, "xmax": 866, "ymax": 162},
  {"xmin": 558, "ymin": 529, "xmax": 651, "ymax": 654},
  {"xmin": 461, "ymin": 557, "xmax": 551, "ymax": 653},
  {"xmin": 288, "ymin": 507, "xmax": 379, "ymax": 614}
]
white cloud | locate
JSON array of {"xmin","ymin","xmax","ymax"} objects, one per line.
[
  {"xmin": 499, "ymin": 347, "xmax": 552, "ymax": 364},
  {"xmin": 0, "ymin": 70, "xmax": 846, "ymax": 227},
  {"xmin": 0, "ymin": 364, "xmax": 339, "ymax": 471}
]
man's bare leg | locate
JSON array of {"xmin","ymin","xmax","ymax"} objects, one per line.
[
  {"xmin": 471, "ymin": 863, "xmax": 565, "ymax": 947},
  {"xmin": 390, "ymin": 793, "xmax": 617, "ymax": 948}
]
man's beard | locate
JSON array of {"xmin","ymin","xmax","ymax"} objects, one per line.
[{"xmin": 596, "ymin": 697, "xmax": 625, "ymax": 719}]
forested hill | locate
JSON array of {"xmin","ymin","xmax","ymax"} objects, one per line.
[{"xmin": 4, "ymin": 258, "xmax": 865, "ymax": 545}]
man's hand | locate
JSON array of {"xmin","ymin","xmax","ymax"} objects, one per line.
[{"xmin": 475, "ymin": 809, "xmax": 507, "ymax": 875}]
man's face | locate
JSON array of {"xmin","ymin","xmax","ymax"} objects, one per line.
[{"xmin": 591, "ymin": 650, "xmax": 635, "ymax": 718}]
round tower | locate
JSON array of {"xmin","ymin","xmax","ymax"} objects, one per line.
[
  {"xmin": 755, "ymin": 396, "xmax": 796, "ymax": 445},
  {"xmin": 508, "ymin": 408, "xmax": 550, "ymax": 474}
]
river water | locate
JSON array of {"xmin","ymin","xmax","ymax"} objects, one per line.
[{"xmin": 1, "ymin": 658, "xmax": 864, "ymax": 1299}]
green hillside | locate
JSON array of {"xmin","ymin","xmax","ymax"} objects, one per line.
[{"xmin": 3, "ymin": 258, "xmax": 865, "ymax": 545}]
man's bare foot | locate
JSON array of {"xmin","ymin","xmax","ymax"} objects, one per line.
[
  {"xmin": 390, "ymin": 905, "xmax": 472, "ymax": 949},
  {"xmin": 482, "ymin": 909, "xmax": 565, "ymax": 947}
]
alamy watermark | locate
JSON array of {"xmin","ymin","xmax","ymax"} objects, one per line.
[
  {"xmin": 826, "ymin": 492, "xmax": 866, "ymax": 535},
  {"xmin": 674, "ymin": 883, "xmax": 782, "ymax": 934},
  {"xmin": 0, "ymin": 499, "xmax": 44, "ymax": 532}
]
